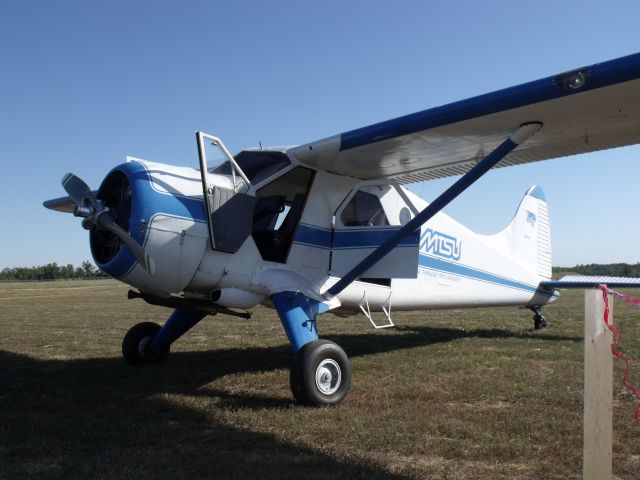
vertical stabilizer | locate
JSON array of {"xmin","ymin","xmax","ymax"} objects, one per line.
[{"xmin": 486, "ymin": 186, "xmax": 552, "ymax": 279}]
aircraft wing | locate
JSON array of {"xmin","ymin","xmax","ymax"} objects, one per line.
[{"xmin": 289, "ymin": 52, "xmax": 640, "ymax": 183}]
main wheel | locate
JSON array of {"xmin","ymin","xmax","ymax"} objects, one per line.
[
  {"xmin": 290, "ymin": 340, "xmax": 352, "ymax": 406},
  {"xmin": 122, "ymin": 322, "xmax": 169, "ymax": 366},
  {"xmin": 534, "ymin": 314, "xmax": 548, "ymax": 330}
]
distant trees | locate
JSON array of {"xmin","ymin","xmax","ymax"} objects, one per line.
[
  {"xmin": 0, "ymin": 261, "xmax": 107, "ymax": 281},
  {"xmin": 81, "ymin": 260, "xmax": 96, "ymax": 277},
  {"xmin": 553, "ymin": 263, "xmax": 640, "ymax": 277}
]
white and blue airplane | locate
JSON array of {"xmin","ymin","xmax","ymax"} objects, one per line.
[{"xmin": 45, "ymin": 52, "xmax": 640, "ymax": 406}]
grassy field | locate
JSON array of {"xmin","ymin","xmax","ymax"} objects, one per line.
[{"xmin": 1, "ymin": 279, "xmax": 639, "ymax": 479}]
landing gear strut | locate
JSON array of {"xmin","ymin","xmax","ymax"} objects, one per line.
[
  {"xmin": 528, "ymin": 306, "xmax": 548, "ymax": 330},
  {"xmin": 122, "ymin": 309, "xmax": 206, "ymax": 366},
  {"xmin": 271, "ymin": 291, "xmax": 353, "ymax": 406}
]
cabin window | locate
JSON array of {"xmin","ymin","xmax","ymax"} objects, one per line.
[{"xmin": 340, "ymin": 190, "xmax": 390, "ymax": 227}]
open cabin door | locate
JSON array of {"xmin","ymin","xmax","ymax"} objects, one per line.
[
  {"xmin": 330, "ymin": 182, "xmax": 420, "ymax": 279},
  {"xmin": 196, "ymin": 132, "xmax": 255, "ymax": 253}
]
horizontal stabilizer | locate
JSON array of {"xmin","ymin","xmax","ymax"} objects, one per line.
[{"xmin": 540, "ymin": 275, "xmax": 640, "ymax": 289}]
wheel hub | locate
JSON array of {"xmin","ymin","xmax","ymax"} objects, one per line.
[
  {"xmin": 315, "ymin": 359, "xmax": 341, "ymax": 395},
  {"xmin": 138, "ymin": 335, "xmax": 155, "ymax": 360}
]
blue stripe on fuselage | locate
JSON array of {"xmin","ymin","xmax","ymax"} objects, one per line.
[
  {"xmin": 294, "ymin": 223, "xmax": 332, "ymax": 249},
  {"xmin": 293, "ymin": 224, "xmax": 420, "ymax": 250},
  {"xmin": 418, "ymin": 254, "xmax": 540, "ymax": 294},
  {"xmin": 333, "ymin": 228, "xmax": 420, "ymax": 249},
  {"xmin": 292, "ymin": 224, "xmax": 545, "ymax": 296}
]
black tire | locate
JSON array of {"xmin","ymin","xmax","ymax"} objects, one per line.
[
  {"xmin": 290, "ymin": 340, "xmax": 351, "ymax": 406},
  {"xmin": 289, "ymin": 352, "xmax": 309, "ymax": 404},
  {"xmin": 122, "ymin": 322, "xmax": 169, "ymax": 366},
  {"xmin": 534, "ymin": 314, "xmax": 548, "ymax": 330}
]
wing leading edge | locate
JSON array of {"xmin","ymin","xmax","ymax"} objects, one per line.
[{"xmin": 290, "ymin": 52, "xmax": 640, "ymax": 183}]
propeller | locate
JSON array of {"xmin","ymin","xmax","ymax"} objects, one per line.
[
  {"xmin": 51, "ymin": 172, "xmax": 155, "ymax": 275},
  {"xmin": 62, "ymin": 173, "xmax": 92, "ymax": 204}
]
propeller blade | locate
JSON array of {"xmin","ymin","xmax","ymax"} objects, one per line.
[
  {"xmin": 62, "ymin": 173, "xmax": 92, "ymax": 204},
  {"xmin": 43, "ymin": 195, "xmax": 77, "ymax": 213},
  {"xmin": 96, "ymin": 211, "xmax": 156, "ymax": 275}
]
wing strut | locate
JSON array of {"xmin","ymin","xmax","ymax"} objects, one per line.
[{"xmin": 326, "ymin": 122, "xmax": 542, "ymax": 298}]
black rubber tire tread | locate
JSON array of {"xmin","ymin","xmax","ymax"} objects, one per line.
[
  {"xmin": 122, "ymin": 322, "xmax": 169, "ymax": 366},
  {"xmin": 289, "ymin": 351, "xmax": 308, "ymax": 404},
  {"xmin": 290, "ymin": 339, "xmax": 352, "ymax": 406},
  {"xmin": 534, "ymin": 314, "xmax": 548, "ymax": 330}
]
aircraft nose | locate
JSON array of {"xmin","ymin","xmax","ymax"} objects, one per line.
[{"xmin": 89, "ymin": 167, "xmax": 154, "ymax": 277}]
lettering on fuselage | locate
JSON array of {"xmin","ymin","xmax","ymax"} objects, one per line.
[{"xmin": 420, "ymin": 228, "xmax": 462, "ymax": 261}]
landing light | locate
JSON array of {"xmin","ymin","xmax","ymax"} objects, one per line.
[
  {"xmin": 569, "ymin": 71, "xmax": 586, "ymax": 89},
  {"xmin": 555, "ymin": 69, "xmax": 587, "ymax": 91}
]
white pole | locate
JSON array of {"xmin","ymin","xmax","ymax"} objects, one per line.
[{"xmin": 583, "ymin": 288, "xmax": 613, "ymax": 480}]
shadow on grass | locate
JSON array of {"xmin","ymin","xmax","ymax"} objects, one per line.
[
  {"xmin": 0, "ymin": 349, "xmax": 405, "ymax": 480},
  {"xmin": 327, "ymin": 324, "xmax": 581, "ymax": 358},
  {"xmin": 0, "ymin": 326, "xmax": 580, "ymax": 480}
]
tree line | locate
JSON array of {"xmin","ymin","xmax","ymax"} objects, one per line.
[
  {"xmin": 0, "ymin": 261, "xmax": 107, "ymax": 281},
  {"xmin": 553, "ymin": 263, "xmax": 640, "ymax": 277}
]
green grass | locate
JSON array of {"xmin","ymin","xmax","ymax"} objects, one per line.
[{"xmin": 1, "ymin": 279, "xmax": 639, "ymax": 479}]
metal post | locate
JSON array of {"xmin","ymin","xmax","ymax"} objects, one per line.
[{"xmin": 583, "ymin": 289, "xmax": 612, "ymax": 480}]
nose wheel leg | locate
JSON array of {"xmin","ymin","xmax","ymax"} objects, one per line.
[
  {"xmin": 528, "ymin": 306, "xmax": 548, "ymax": 330},
  {"xmin": 122, "ymin": 309, "xmax": 206, "ymax": 366}
]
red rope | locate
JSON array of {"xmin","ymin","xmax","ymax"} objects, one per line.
[{"xmin": 599, "ymin": 285, "xmax": 640, "ymax": 421}]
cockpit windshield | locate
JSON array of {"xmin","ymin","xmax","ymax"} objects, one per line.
[{"xmin": 210, "ymin": 150, "xmax": 291, "ymax": 186}]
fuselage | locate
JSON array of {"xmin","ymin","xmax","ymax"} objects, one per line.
[{"xmin": 91, "ymin": 153, "xmax": 556, "ymax": 316}]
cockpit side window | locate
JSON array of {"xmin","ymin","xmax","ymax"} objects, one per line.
[{"xmin": 340, "ymin": 190, "xmax": 390, "ymax": 227}]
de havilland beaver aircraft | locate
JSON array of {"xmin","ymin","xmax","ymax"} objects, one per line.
[{"xmin": 45, "ymin": 52, "xmax": 640, "ymax": 406}]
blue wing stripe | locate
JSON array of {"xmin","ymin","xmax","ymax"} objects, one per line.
[{"xmin": 340, "ymin": 52, "xmax": 640, "ymax": 151}]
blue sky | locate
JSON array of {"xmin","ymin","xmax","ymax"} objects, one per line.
[{"xmin": 1, "ymin": 0, "xmax": 640, "ymax": 269}]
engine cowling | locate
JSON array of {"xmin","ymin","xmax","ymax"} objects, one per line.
[{"xmin": 91, "ymin": 160, "xmax": 216, "ymax": 295}]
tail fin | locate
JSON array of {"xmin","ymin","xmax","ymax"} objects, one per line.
[{"xmin": 486, "ymin": 186, "xmax": 552, "ymax": 279}]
